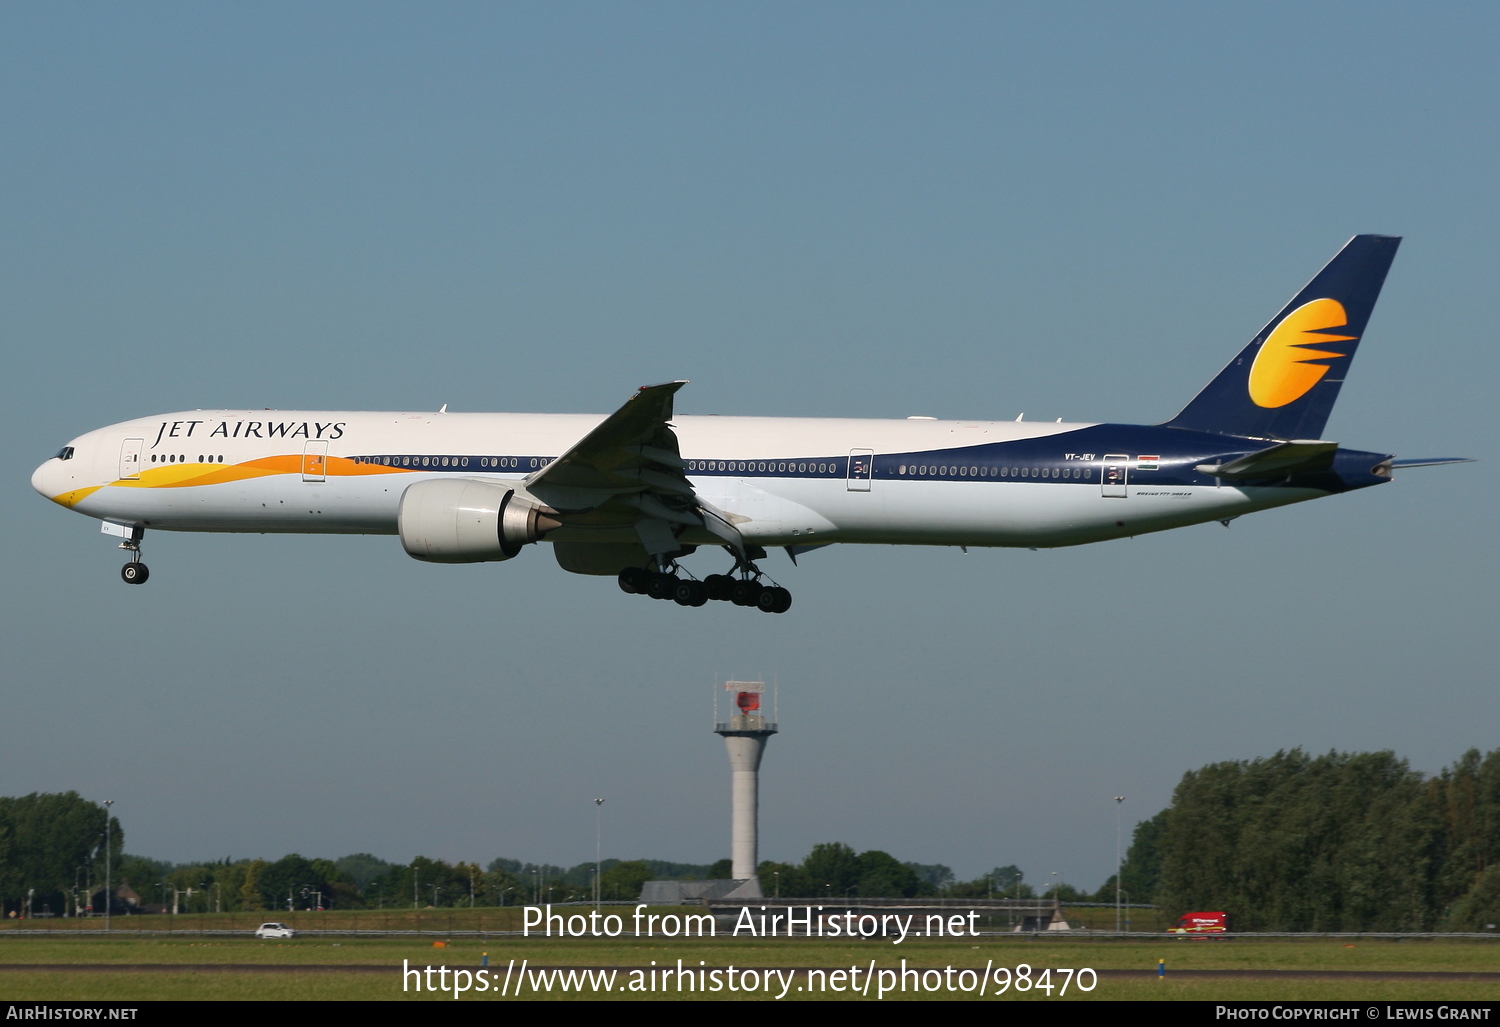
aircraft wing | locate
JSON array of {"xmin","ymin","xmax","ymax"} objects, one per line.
[
  {"xmin": 1196, "ymin": 440, "xmax": 1339, "ymax": 480},
  {"xmin": 525, "ymin": 381, "xmax": 691, "ymax": 508},
  {"xmin": 523, "ymin": 381, "xmax": 743, "ymax": 552}
]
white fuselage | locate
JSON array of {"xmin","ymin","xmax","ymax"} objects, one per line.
[{"xmin": 32, "ymin": 408, "xmax": 1317, "ymax": 553}]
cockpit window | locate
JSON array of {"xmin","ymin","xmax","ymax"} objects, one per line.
[{"xmin": 55, "ymin": 447, "xmax": 74, "ymax": 461}]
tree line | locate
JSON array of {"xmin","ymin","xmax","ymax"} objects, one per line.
[
  {"xmin": 0, "ymin": 795, "xmax": 1052, "ymax": 915},
  {"xmin": 1116, "ymin": 747, "xmax": 1500, "ymax": 931},
  {"xmin": 29, "ymin": 746, "xmax": 1498, "ymax": 925}
]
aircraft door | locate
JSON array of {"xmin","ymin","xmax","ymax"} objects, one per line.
[
  {"xmin": 302, "ymin": 441, "xmax": 328, "ymax": 482},
  {"xmin": 119, "ymin": 439, "xmax": 143, "ymax": 481},
  {"xmin": 847, "ymin": 449, "xmax": 874, "ymax": 492},
  {"xmin": 1102, "ymin": 455, "xmax": 1129, "ymax": 498}
]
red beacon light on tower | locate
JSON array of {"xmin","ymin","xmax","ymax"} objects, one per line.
[{"xmin": 735, "ymin": 691, "xmax": 761, "ymax": 714}]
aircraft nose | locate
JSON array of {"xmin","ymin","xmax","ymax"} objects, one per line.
[{"xmin": 31, "ymin": 459, "xmax": 54, "ymax": 499}]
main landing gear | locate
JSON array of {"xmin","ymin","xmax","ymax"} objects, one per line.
[
  {"xmin": 118, "ymin": 528, "xmax": 149, "ymax": 585},
  {"xmin": 617, "ymin": 547, "xmax": 792, "ymax": 613}
]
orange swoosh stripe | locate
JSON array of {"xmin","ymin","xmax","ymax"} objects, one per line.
[
  {"xmin": 104, "ymin": 455, "xmax": 413, "ymax": 490},
  {"xmin": 51, "ymin": 486, "xmax": 103, "ymax": 508}
]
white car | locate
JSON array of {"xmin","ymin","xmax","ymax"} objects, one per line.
[{"xmin": 254, "ymin": 922, "xmax": 296, "ymax": 939}]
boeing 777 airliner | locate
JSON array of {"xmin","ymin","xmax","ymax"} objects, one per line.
[{"xmin": 31, "ymin": 236, "xmax": 1466, "ymax": 612}]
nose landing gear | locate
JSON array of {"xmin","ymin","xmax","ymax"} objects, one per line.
[{"xmin": 117, "ymin": 528, "xmax": 149, "ymax": 585}]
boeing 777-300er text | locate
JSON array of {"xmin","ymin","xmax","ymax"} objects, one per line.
[{"xmin": 32, "ymin": 235, "xmax": 1468, "ymax": 613}]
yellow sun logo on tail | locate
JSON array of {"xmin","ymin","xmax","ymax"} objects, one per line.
[{"xmin": 1248, "ymin": 298, "xmax": 1357, "ymax": 408}]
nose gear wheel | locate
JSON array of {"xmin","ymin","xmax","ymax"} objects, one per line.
[{"xmin": 118, "ymin": 531, "xmax": 149, "ymax": 585}]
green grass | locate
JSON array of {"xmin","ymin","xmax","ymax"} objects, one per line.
[
  {"xmin": 3, "ymin": 933, "xmax": 1500, "ymax": 970},
  {"xmin": 0, "ymin": 968, "xmax": 1497, "ymax": 1002},
  {"xmin": 0, "ymin": 907, "xmax": 535, "ymax": 935},
  {"xmin": 0, "ymin": 904, "xmax": 1179, "ymax": 935},
  {"xmin": 2, "ymin": 928, "xmax": 1498, "ymax": 1000}
]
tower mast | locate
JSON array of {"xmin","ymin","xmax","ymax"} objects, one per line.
[{"xmin": 715, "ymin": 681, "xmax": 777, "ymax": 895}]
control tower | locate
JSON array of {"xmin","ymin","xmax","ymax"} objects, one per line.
[{"xmin": 715, "ymin": 681, "xmax": 777, "ymax": 897}]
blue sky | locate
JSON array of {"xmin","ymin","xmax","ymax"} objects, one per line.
[{"xmin": 2, "ymin": 2, "xmax": 1495, "ymax": 888}]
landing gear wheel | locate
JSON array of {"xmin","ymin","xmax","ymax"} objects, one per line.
[
  {"xmin": 756, "ymin": 586, "xmax": 791, "ymax": 613},
  {"xmin": 121, "ymin": 562, "xmax": 149, "ymax": 585},
  {"xmin": 704, "ymin": 574, "xmax": 734, "ymax": 602},
  {"xmin": 645, "ymin": 572, "xmax": 679, "ymax": 600},
  {"xmin": 757, "ymin": 586, "xmax": 791, "ymax": 613},
  {"xmin": 673, "ymin": 580, "xmax": 709, "ymax": 607},
  {"xmin": 730, "ymin": 579, "xmax": 763, "ymax": 607},
  {"xmin": 618, "ymin": 567, "xmax": 646, "ymax": 594}
]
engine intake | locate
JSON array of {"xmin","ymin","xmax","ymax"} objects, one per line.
[{"xmin": 398, "ymin": 478, "xmax": 560, "ymax": 563}]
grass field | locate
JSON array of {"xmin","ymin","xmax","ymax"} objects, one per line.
[
  {"xmin": 0, "ymin": 903, "xmax": 1178, "ymax": 935},
  {"xmin": 1, "ymin": 970, "xmax": 1498, "ymax": 1002},
  {"xmin": 1, "ymin": 925, "xmax": 1498, "ymax": 1000}
]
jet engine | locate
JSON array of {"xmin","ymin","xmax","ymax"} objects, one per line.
[{"xmin": 398, "ymin": 478, "xmax": 560, "ymax": 563}]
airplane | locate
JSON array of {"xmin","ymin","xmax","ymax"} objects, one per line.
[{"xmin": 31, "ymin": 235, "xmax": 1468, "ymax": 613}]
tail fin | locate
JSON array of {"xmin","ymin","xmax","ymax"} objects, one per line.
[{"xmin": 1165, "ymin": 235, "xmax": 1401, "ymax": 439}]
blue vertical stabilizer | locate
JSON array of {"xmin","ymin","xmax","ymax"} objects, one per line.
[{"xmin": 1165, "ymin": 235, "xmax": 1401, "ymax": 439}]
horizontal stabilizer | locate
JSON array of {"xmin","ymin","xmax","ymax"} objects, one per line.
[
  {"xmin": 1389, "ymin": 457, "xmax": 1476, "ymax": 469},
  {"xmin": 1196, "ymin": 440, "xmax": 1338, "ymax": 480}
]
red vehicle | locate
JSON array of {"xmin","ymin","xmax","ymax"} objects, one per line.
[{"xmin": 1170, "ymin": 911, "xmax": 1228, "ymax": 934}]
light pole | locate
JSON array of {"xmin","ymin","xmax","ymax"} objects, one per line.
[
  {"xmin": 594, "ymin": 798, "xmax": 605, "ymax": 910},
  {"xmin": 102, "ymin": 800, "xmax": 114, "ymax": 933},
  {"xmin": 1114, "ymin": 796, "xmax": 1126, "ymax": 933}
]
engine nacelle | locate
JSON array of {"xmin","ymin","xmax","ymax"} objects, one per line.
[{"xmin": 398, "ymin": 478, "xmax": 560, "ymax": 563}]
